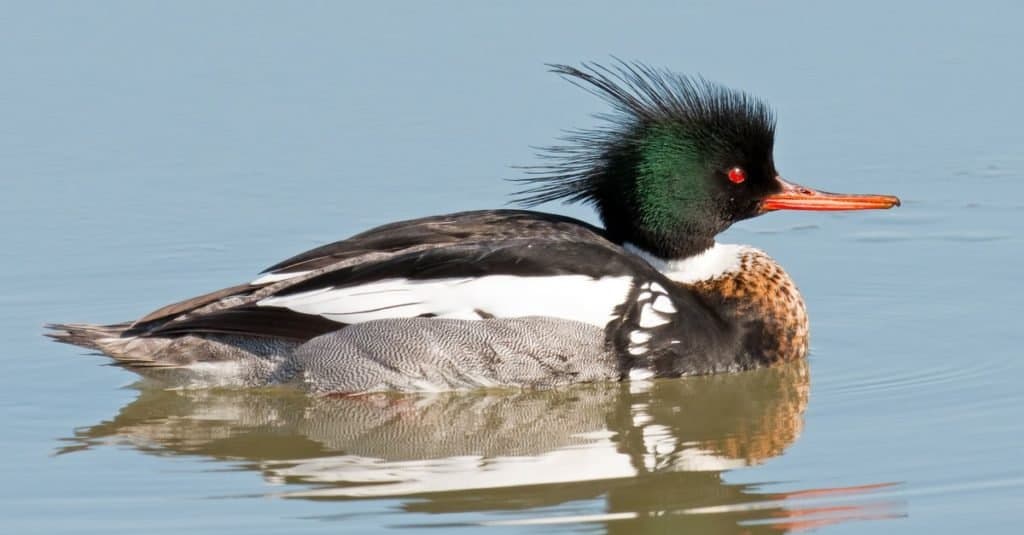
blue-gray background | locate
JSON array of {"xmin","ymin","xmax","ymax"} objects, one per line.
[{"xmin": 2, "ymin": 1, "xmax": 1022, "ymax": 533}]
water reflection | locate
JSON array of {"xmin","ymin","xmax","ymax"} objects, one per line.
[{"xmin": 61, "ymin": 361, "xmax": 899, "ymax": 531}]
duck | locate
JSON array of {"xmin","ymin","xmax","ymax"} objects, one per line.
[{"xmin": 47, "ymin": 61, "xmax": 900, "ymax": 393}]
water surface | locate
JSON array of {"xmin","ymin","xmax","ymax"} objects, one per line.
[{"xmin": 3, "ymin": 1, "xmax": 1023, "ymax": 533}]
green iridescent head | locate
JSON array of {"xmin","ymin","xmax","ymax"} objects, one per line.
[{"xmin": 515, "ymin": 61, "xmax": 780, "ymax": 259}]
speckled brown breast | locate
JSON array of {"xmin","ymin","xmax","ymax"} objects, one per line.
[{"xmin": 685, "ymin": 249, "xmax": 809, "ymax": 366}]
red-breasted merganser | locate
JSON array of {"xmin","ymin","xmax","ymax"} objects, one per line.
[{"xmin": 48, "ymin": 61, "xmax": 899, "ymax": 393}]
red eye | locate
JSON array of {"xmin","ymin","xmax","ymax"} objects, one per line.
[{"xmin": 727, "ymin": 167, "xmax": 746, "ymax": 184}]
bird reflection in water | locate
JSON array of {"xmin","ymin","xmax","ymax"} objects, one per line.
[{"xmin": 60, "ymin": 360, "xmax": 902, "ymax": 532}]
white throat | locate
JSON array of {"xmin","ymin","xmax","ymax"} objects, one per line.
[{"xmin": 624, "ymin": 242, "xmax": 748, "ymax": 284}]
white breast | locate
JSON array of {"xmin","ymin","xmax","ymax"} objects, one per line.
[{"xmin": 624, "ymin": 242, "xmax": 750, "ymax": 284}]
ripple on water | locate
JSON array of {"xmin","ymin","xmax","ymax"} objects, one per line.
[
  {"xmin": 427, "ymin": 482, "xmax": 906, "ymax": 531},
  {"xmin": 814, "ymin": 351, "xmax": 1014, "ymax": 410},
  {"xmin": 932, "ymin": 232, "xmax": 1010, "ymax": 242},
  {"xmin": 748, "ymin": 224, "xmax": 821, "ymax": 235},
  {"xmin": 850, "ymin": 230, "xmax": 1009, "ymax": 243}
]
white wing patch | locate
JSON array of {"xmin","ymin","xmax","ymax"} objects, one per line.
[
  {"xmin": 629, "ymin": 331, "xmax": 651, "ymax": 344},
  {"xmin": 251, "ymin": 271, "xmax": 310, "ymax": 285},
  {"xmin": 628, "ymin": 368, "xmax": 655, "ymax": 380},
  {"xmin": 637, "ymin": 305, "xmax": 670, "ymax": 328},
  {"xmin": 629, "ymin": 280, "xmax": 677, "ymax": 355},
  {"xmin": 651, "ymin": 295, "xmax": 676, "ymax": 314},
  {"xmin": 636, "ymin": 280, "xmax": 673, "ymax": 329},
  {"xmin": 258, "ymin": 275, "xmax": 633, "ymax": 328}
]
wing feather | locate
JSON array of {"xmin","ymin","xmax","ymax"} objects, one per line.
[
  {"xmin": 260, "ymin": 210, "xmax": 609, "ymax": 275},
  {"xmin": 131, "ymin": 210, "xmax": 633, "ymax": 337}
]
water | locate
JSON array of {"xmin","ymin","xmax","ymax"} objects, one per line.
[{"xmin": 2, "ymin": 1, "xmax": 1023, "ymax": 532}]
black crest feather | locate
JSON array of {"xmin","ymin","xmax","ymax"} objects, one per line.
[{"xmin": 511, "ymin": 60, "xmax": 776, "ymax": 207}]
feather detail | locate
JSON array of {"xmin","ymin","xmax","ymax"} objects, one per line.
[{"xmin": 511, "ymin": 59, "xmax": 775, "ymax": 208}]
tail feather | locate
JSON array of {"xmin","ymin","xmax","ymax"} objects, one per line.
[
  {"xmin": 45, "ymin": 322, "xmax": 133, "ymax": 351},
  {"xmin": 45, "ymin": 322, "xmax": 184, "ymax": 368},
  {"xmin": 45, "ymin": 322, "xmax": 300, "ymax": 387}
]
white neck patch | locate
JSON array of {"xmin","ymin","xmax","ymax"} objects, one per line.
[{"xmin": 624, "ymin": 242, "xmax": 748, "ymax": 284}]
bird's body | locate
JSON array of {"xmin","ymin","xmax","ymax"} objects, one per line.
[
  {"xmin": 48, "ymin": 62, "xmax": 898, "ymax": 393},
  {"xmin": 48, "ymin": 210, "xmax": 806, "ymax": 392}
]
